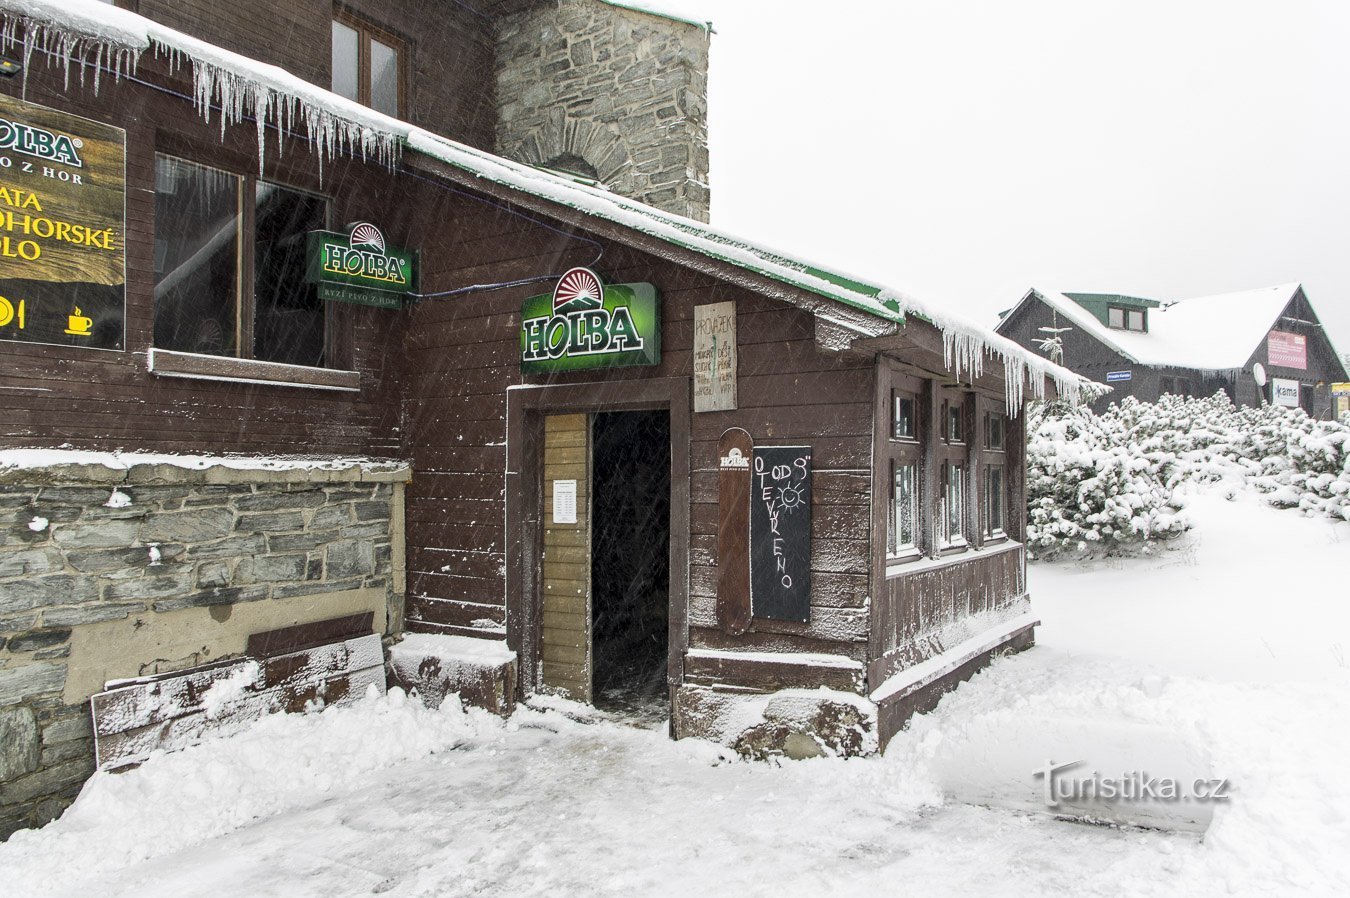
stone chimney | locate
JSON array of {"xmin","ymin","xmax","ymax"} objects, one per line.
[{"xmin": 495, "ymin": 0, "xmax": 711, "ymax": 222}]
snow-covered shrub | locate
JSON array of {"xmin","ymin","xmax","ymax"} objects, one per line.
[
  {"xmin": 1026, "ymin": 393, "xmax": 1350, "ymax": 559},
  {"xmin": 1025, "ymin": 401, "xmax": 1188, "ymax": 560}
]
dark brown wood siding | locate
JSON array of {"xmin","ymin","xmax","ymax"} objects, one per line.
[
  {"xmin": 0, "ymin": 65, "xmax": 414, "ymax": 456},
  {"xmin": 133, "ymin": 0, "xmax": 497, "ymax": 149},
  {"xmin": 399, "ymin": 217, "xmax": 876, "ymax": 662}
]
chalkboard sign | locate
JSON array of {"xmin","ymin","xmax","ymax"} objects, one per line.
[{"xmin": 750, "ymin": 446, "xmax": 811, "ymax": 623}]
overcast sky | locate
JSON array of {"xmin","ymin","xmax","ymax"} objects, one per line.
[{"xmin": 668, "ymin": 1, "xmax": 1350, "ymax": 353}]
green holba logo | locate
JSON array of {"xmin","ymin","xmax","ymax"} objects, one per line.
[
  {"xmin": 520, "ymin": 268, "xmax": 660, "ymax": 373},
  {"xmin": 321, "ymin": 223, "xmax": 408, "ymax": 286}
]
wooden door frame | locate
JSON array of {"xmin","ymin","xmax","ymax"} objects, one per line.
[{"xmin": 505, "ymin": 378, "xmax": 691, "ymax": 709}]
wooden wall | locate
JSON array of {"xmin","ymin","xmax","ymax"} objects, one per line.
[
  {"xmin": 133, "ymin": 0, "xmax": 498, "ymax": 149},
  {"xmin": 0, "ymin": 65, "xmax": 418, "ymax": 457},
  {"xmin": 398, "ymin": 201, "xmax": 877, "ymax": 669}
]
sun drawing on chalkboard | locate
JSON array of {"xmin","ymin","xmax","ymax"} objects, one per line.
[{"xmin": 778, "ymin": 484, "xmax": 806, "ymax": 511}]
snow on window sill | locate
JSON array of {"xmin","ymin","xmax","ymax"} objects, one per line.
[
  {"xmin": 886, "ymin": 539, "xmax": 1022, "ymax": 578},
  {"xmin": 147, "ymin": 349, "xmax": 360, "ymax": 392}
]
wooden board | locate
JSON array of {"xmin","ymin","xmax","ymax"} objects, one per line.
[
  {"xmin": 540, "ymin": 413, "xmax": 591, "ymax": 702},
  {"xmin": 716, "ymin": 427, "xmax": 752, "ymax": 635},
  {"xmin": 90, "ymin": 633, "xmax": 385, "ymax": 770}
]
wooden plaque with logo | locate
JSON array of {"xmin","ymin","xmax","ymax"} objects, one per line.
[{"xmin": 716, "ymin": 427, "xmax": 753, "ymax": 635}]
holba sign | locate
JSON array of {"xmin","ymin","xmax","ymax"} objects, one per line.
[
  {"xmin": 520, "ymin": 267, "xmax": 660, "ymax": 373},
  {"xmin": 305, "ymin": 222, "xmax": 417, "ymax": 309}
]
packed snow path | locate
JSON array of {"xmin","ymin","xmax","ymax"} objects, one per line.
[{"xmin": 3, "ymin": 490, "xmax": 1348, "ymax": 897}]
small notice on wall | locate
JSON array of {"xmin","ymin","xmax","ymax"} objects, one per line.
[
  {"xmin": 0, "ymin": 93, "xmax": 126, "ymax": 350},
  {"xmin": 694, "ymin": 301, "xmax": 737, "ymax": 412},
  {"xmin": 750, "ymin": 446, "xmax": 811, "ymax": 623},
  {"xmin": 552, "ymin": 479, "xmax": 578, "ymax": 525}
]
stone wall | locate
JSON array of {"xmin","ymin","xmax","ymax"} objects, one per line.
[
  {"xmin": 496, "ymin": 0, "xmax": 711, "ymax": 222},
  {"xmin": 0, "ymin": 457, "xmax": 409, "ymax": 839}
]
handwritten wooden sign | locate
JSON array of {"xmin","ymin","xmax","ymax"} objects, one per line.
[{"xmin": 750, "ymin": 445, "xmax": 811, "ymax": 623}]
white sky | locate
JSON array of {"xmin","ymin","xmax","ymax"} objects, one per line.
[{"xmin": 668, "ymin": 1, "xmax": 1350, "ymax": 353}]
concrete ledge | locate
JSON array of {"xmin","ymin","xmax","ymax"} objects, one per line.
[
  {"xmin": 388, "ymin": 633, "xmax": 517, "ymax": 716},
  {"xmin": 876, "ymin": 622, "xmax": 1037, "ymax": 751},
  {"xmin": 0, "ymin": 450, "xmax": 411, "ymax": 487}
]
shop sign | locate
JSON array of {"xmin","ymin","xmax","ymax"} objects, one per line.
[
  {"xmin": 694, "ymin": 301, "xmax": 737, "ymax": 411},
  {"xmin": 1271, "ymin": 377, "xmax": 1300, "ymax": 408},
  {"xmin": 1105, "ymin": 370, "xmax": 1132, "ymax": 383},
  {"xmin": 0, "ymin": 94, "xmax": 125, "ymax": 350},
  {"xmin": 749, "ymin": 445, "xmax": 812, "ymax": 624},
  {"xmin": 304, "ymin": 222, "xmax": 417, "ymax": 309},
  {"xmin": 1267, "ymin": 331, "xmax": 1307, "ymax": 370},
  {"xmin": 520, "ymin": 267, "xmax": 660, "ymax": 373}
]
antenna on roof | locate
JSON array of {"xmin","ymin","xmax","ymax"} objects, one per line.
[{"xmin": 1034, "ymin": 312, "xmax": 1072, "ymax": 365}]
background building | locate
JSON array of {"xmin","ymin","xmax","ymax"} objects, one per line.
[{"xmin": 997, "ymin": 284, "xmax": 1349, "ymax": 416}]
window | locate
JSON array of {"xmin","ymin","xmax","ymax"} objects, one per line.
[
  {"xmin": 332, "ymin": 14, "xmax": 405, "ymax": 117},
  {"xmin": 980, "ymin": 402, "xmax": 1008, "ymax": 542},
  {"xmin": 154, "ymin": 154, "xmax": 330, "ymax": 367},
  {"xmin": 936, "ymin": 390, "xmax": 970, "ymax": 551},
  {"xmin": 886, "ymin": 375, "xmax": 923, "ymax": 560},
  {"xmin": 892, "ymin": 391, "xmax": 917, "ymax": 441},
  {"xmin": 891, "ymin": 462, "xmax": 918, "ymax": 555},
  {"xmin": 944, "ymin": 400, "xmax": 964, "ymax": 444},
  {"xmin": 939, "ymin": 462, "xmax": 966, "ymax": 549},
  {"xmin": 983, "ymin": 410, "xmax": 1005, "ymax": 451},
  {"xmin": 1108, "ymin": 305, "xmax": 1146, "ymax": 332},
  {"xmin": 984, "ymin": 465, "xmax": 1005, "ymax": 538}
]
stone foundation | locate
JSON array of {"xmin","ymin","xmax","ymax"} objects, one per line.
[
  {"xmin": 0, "ymin": 455, "xmax": 409, "ymax": 839},
  {"xmin": 673, "ymin": 685, "xmax": 879, "ymax": 760}
]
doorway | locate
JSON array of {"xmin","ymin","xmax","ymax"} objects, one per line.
[
  {"xmin": 505, "ymin": 378, "xmax": 690, "ymax": 724},
  {"xmin": 536, "ymin": 409, "xmax": 671, "ymax": 717},
  {"xmin": 591, "ymin": 410, "xmax": 670, "ymax": 716}
]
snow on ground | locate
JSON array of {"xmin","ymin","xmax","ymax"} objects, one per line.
[{"xmin": 2, "ymin": 488, "xmax": 1348, "ymax": 897}]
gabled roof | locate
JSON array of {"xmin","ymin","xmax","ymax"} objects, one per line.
[
  {"xmin": 0, "ymin": 0, "xmax": 1095, "ymax": 405},
  {"xmin": 1012, "ymin": 284, "xmax": 1306, "ymax": 371}
]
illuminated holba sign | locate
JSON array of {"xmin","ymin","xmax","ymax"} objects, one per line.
[
  {"xmin": 304, "ymin": 222, "xmax": 417, "ymax": 309},
  {"xmin": 520, "ymin": 267, "xmax": 661, "ymax": 373}
]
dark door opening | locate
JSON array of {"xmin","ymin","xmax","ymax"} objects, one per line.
[{"xmin": 590, "ymin": 409, "xmax": 671, "ymax": 718}]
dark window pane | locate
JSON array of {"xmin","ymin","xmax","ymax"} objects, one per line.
[
  {"xmin": 254, "ymin": 183, "xmax": 327, "ymax": 366},
  {"xmin": 985, "ymin": 411, "xmax": 1004, "ymax": 450},
  {"xmin": 332, "ymin": 20, "xmax": 359, "ymax": 102},
  {"xmin": 892, "ymin": 392, "xmax": 916, "ymax": 440},
  {"xmin": 986, "ymin": 466, "xmax": 1004, "ymax": 536},
  {"xmin": 371, "ymin": 37, "xmax": 399, "ymax": 116},
  {"xmin": 153, "ymin": 155, "xmax": 241, "ymax": 356},
  {"xmin": 947, "ymin": 402, "xmax": 964, "ymax": 443}
]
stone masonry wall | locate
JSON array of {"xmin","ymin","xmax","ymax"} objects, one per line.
[
  {"xmin": 0, "ymin": 459, "xmax": 409, "ymax": 839},
  {"xmin": 496, "ymin": 0, "xmax": 711, "ymax": 222}
]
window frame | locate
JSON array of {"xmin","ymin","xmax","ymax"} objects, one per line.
[
  {"xmin": 152, "ymin": 150, "xmax": 341, "ymax": 374},
  {"xmin": 979, "ymin": 400, "xmax": 1008, "ymax": 543},
  {"xmin": 332, "ymin": 10, "xmax": 408, "ymax": 119},
  {"xmin": 885, "ymin": 378, "xmax": 924, "ymax": 562},
  {"xmin": 1107, "ymin": 304, "xmax": 1147, "ymax": 332}
]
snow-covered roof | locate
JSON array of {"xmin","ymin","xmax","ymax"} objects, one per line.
[
  {"xmin": 596, "ymin": 0, "xmax": 713, "ymax": 32},
  {"xmin": 0, "ymin": 0, "xmax": 1097, "ymax": 407},
  {"xmin": 1018, "ymin": 284, "xmax": 1303, "ymax": 371}
]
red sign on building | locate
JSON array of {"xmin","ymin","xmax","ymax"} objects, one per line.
[{"xmin": 1267, "ymin": 330, "xmax": 1307, "ymax": 370}]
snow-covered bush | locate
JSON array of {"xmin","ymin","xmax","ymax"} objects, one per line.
[
  {"xmin": 1025, "ymin": 401, "xmax": 1188, "ymax": 559},
  {"xmin": 1026, "ymin": 393, "xmax": 1350, "ymax": 558}
]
